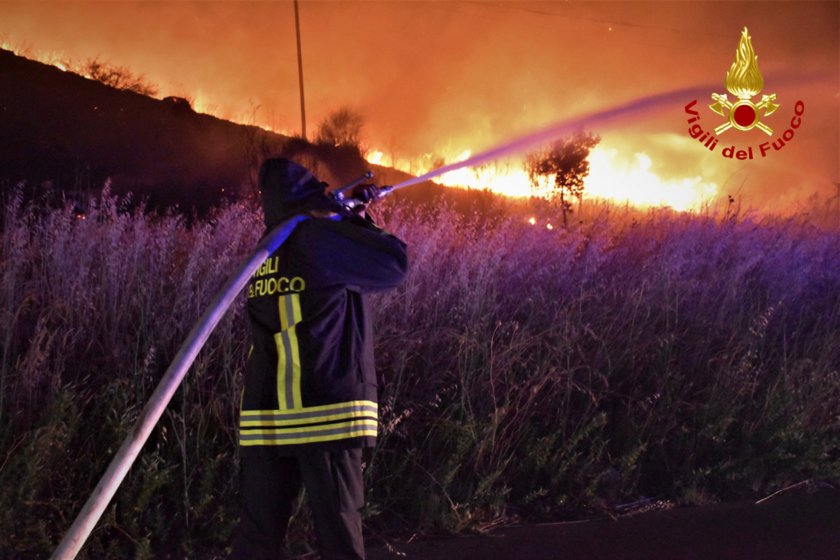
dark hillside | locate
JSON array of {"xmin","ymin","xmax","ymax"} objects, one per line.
[
  {"xmin": 0, "ymin": 48, "xmax": 536, "ymax": 217},
  {"xmin": 0, "ymin": 49, "xmax": 374, "ymax": 210}
]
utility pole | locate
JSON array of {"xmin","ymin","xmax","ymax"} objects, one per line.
[{"xmin": 293, "ymin": 0, "xmax": 307, "ymax": 139}]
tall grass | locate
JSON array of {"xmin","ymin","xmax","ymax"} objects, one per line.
[
  {"xmin": 371, "ymin": 202, "xmax": 840, "ymax": 532},
  {"xmin": 0, "ymin": 189, "xmax": 258, "ymax": 558},
  {"xmin": 1, "ymin": 189, "xmax": 838, "ymax": 557}
]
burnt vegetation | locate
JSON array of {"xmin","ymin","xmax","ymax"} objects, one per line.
[{"xmin": 81, "ymin": 57, "xmax": 159, "ymax": 97}]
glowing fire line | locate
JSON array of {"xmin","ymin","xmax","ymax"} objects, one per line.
[
  {"xmin": 370, "ymin": 145, "xmax": 718, "ymax": 212},
  {"xmin": 385, "ymin": 83, "xmax": 719, "ymax": 191},
  {"xmin": 6, "ymin": 39, "xmax": 716, "ymax": 211},
  {"xmin": 365, "ymin": 83, "xmax": 733, "ymax": 212}
]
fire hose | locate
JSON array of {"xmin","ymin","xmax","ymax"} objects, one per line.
[{"xmin": 49, "ymin": 213, "xmax": 311, "ymax": 560}]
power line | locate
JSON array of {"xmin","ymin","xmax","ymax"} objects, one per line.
[{"xmin": 455, "ymin": 1, "xmax": 731, "ymax": 38}]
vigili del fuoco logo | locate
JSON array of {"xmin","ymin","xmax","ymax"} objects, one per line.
[{"xmin": 684, "ymin": 27, "xmax": 805, "ymax": 160}]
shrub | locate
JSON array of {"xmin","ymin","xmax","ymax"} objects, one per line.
[{"xmin": 82, "ymin": 58, "xmax": 158, "ymax": 97}]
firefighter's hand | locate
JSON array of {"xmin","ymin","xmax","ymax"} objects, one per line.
[{"xmin": 350, "ymin": 183, "xmax": 379, "ymax": 204}]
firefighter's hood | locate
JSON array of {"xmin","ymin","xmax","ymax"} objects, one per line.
[{"xmin": 259, "ymin": 158, "xmax": 338, "ymax": 227}]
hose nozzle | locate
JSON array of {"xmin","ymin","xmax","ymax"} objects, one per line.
[
  {"xmin": 331, "ymin": 172, "xmax": 394, "ymax": 211},
  {"xmin": 332, "ymin": 171, "xmax": 373, "ymax": 201}
]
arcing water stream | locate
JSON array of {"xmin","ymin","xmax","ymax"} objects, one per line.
[
  {"xmin": 388, "ymin": 83, "xmax": 719, "ymax": 192},
  {"xmin": 385, "ymin": 73, "xmax": 828, "ymax": 197}
]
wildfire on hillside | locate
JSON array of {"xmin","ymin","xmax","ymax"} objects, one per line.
[
  {"xmin": 2, "ymin": 0, "xmax": 837, "ymax": 217},
  {"xmin": 2, "ymin": 39, "xmax": 724, "ymax": 213},
  {"xmin": 364, "ymin": 145, "xmax": 718, "ymax": 212}
]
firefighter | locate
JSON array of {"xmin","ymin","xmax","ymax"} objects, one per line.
[{"xmin": 229, "ymin": 158, "xmax": 408, "ymax": 560}]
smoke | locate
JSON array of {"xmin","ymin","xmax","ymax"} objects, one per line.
[{"xmin": 0, "ymin": 0, "xmax": 837, "ymax": 209}]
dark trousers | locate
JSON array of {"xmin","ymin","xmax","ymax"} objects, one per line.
[{"xmin": 229, "ymin": 447, "xmax": 365, "ymax": 560}]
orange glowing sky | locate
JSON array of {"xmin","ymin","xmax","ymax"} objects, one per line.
[{"xmin": 1, "ymin": 1, "xmax": 837, "ymax": 211}]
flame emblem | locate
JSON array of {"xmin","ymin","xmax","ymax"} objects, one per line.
[{"xmin": 709, "ymin": 27, "xmax": 779, "ymax": 135}]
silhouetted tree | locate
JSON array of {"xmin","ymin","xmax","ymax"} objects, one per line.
[
  {"xmin": 83, "ymin": 58, "xmax": 158, "ymax": 97},
  {"xmin": 315, "ymin": 107, "xmax": 365, "ymax": 152},
  {"xmin": 526, "ymin": 132, "xmax": 600, "ymax": 227}
]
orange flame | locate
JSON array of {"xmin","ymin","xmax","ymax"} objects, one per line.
[
  {"xmin": 367, "ymin": 144, "xmax": 718, "ymax": 212},
  {"xmin": 7, "ymin": 43, "xmax": 719, "ymax": 213}
]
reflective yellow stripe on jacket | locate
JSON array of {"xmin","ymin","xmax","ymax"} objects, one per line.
[
  {"xmin": 275, "ymin": 294, "xmax": 302, "ymax": 410},
  {"xmin": 239, "ymin": 400, "xmax": 379, "ymax": 446},
  {"xmin": 240, "ymin": 293, "xmax": 378, "ymax": 446}
]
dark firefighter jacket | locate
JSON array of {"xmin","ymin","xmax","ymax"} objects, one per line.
[{"xmin": 239, "ymin": 212, "xmax": 408, "ymax": 453}]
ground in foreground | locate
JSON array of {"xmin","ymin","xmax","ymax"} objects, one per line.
[{"xmin": 366, "ymin": 487, "xmax": 840, "ymax": 560}]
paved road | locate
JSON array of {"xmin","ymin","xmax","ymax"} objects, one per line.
[{"xmin": 367, "ymin": 487, "xmax": 840, "ymax": 560}]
